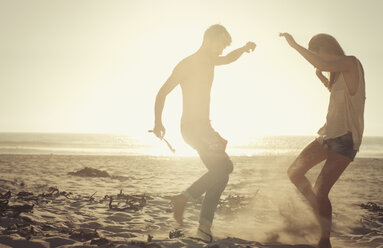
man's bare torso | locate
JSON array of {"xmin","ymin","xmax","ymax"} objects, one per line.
[{"xmin": 177, "ymin": 53, "xmax": 215, "ymax": 124}]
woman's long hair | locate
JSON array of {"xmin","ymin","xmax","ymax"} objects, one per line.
[{"xmin": 308, "ymin": 34, "xmax": 345, "ymax": 90}]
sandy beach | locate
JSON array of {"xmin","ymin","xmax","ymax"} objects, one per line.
[
  {"xmin": 0, "ymin": 154, "xmax": 382, "ymax": 248},
  {"xmin": 2, "ymin": 0, "xmax": 383, "ymax": 247}
]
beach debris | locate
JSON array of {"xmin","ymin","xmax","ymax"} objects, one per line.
[
  {"xmin": 117, "ymin": 189, "xmax": 124, "ymax": 199},
  {"xmin": 118, "ymin": 189, "xmax": 152, "ymax": 200},
  {"xmin": 59, "ymin": 190, "xmax": 73, "ymax": 199},
  {"xmin": 2, "ymin": 223, "xmax": 36, "ymax": 240},
  {"xmin": 0, "ymin": 191, "xmax": 11, "ymax": 200},
  {"xmin": 217, "ymin": 193, "xmax": 249, "ymax": 215},
  {"xmin": 147, "ymin": 234, "xmax": 153, "ymax": 242},
  {"xmin": 0, "ymin": 179, "xmax": 165, "ymax": 247},
  {"xmin": 16, "ymin": 191, "xmax": 39, "ymax": 202},
  {"xmin": 0, "ymin": 185, "xmax": 76, "ymax": 238},
  {"xmin": 107, "ymin": 190, "xmax": 149, "ymax": 212},
  {"xmin": 88, "ymin": 191, "xmax": 97, "ymax": 202},
  {"xmin": 16, "ymin": 191, "xmax": 34, "ymax": 198},
  {"xmin": 13, "ymin": 187, "xmax": 73, "ymax": 203},
  {"xmin": 361, "ymin": 202, "xmax": 383, "ymax": 214},
  {"xmin": 68, "ymin": 167, "xmax": 111, "ymax": 177},
  {"xmin": 354, "ymin": 201, "xmax": 383, "ymax": 237},
  {"xmin": 108, "ymin": 195, "xmax": 145, "ymax": 211},
  {"xmin": 0, "ymin": 196, "xmax": 34, "ymax": 217},
  {"xmin": 0, "ymin": 191, "xmax": 11, "ymax": 212},
  {"xmin": 37, "ymin": 186, "xmax": 60, "ymax": 198},
  {"xmin": 9, "ymin": 203, "xmax": 34, "ymax": 217},
  {"xmin": 169, "ymin": 229, "xmax": 184, "ymax": 239}
]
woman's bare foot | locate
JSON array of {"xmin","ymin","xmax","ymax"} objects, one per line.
[
  {"xmin": 197, "ymin": 225, "xmax": 213, "ymax": 243},
  {"xmin": 171, "ymin": 194, "xmax": 187, "ymax": 225},
  {"xmin": 317, "ymin": 237, "xmax": 331, "ymax": 248}
]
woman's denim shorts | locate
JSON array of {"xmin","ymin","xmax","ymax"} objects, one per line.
[{"xmin": 321, "ymin": 133, "xmax": 357, "ymax": 161}]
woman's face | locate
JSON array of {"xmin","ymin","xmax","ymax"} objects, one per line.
[{"xmin": 315, "ymin": 48, "xmax": 338, "ymax": 60}]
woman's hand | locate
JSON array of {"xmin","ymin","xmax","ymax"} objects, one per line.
[
  {"xmin": 315, "ymin": 68, "xmax": 330, "ymax": 90},
  {"xmin": 279, "ymin": 32, "xmax": 298, "ymax": 48}
]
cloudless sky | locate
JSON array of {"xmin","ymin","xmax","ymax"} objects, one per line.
[{"xmin": 0, "ymin": 0, "xmax": 382, "ymax": 145}]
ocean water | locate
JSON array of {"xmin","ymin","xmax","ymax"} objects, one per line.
[{"xmin": 0, "ymin": 132, "xmax": 382, "ymax": 158}]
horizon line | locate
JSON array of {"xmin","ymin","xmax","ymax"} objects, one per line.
[{"xmin": 0, "ymin": 131, "xmax": 382, "ymax": 138}]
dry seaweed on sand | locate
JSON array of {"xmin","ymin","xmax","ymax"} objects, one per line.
[
  {"xmin": 11, "ymin": 187, "xmax": 73, "ymax": 204},
  {"xmin": 106, "ymin": 190, "xmax": 151, "ymax": 211},
  {"xmin": 169, "ymin": 229, "xmax": 184, "ymax": 239},
  {"xmin": 0, "ymin": 184, "xmax": 79, "ymax": 242},
  {"xmin": 2, "ymin": 223, "xmax": 37, "ymax": 240},
  {"xmin": 361, "ymin": 202, "xmax": 383, "ymax": 214},
  {"xmin": 108, "ymin": 195, "xmax": 146, "ymax": 211},
  {"xmin": 216, "ymin": 193, "xmax": 253, "ymax": 215},
  {"xmin": 0, "ymin": 195, "xmax": 34, "ymax": 217},
  {"xmin": 0, "ymin": 191, "xmax": 11, "ymax": 198},
  {"xmin": 356, "ymin": 201, "xmax": 383, "ymax": 238}
]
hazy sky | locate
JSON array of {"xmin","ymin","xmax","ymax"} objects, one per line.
[{"xmin": 0, "ymin": 0, "xmax": 382, "ymax": 144}]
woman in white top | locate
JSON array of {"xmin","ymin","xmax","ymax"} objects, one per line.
[{"xmin": 280, "ymin": 33, "xmax": 365, "ymax": 248}]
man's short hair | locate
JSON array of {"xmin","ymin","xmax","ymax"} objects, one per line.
[{"xmin": 203, "ymin": 24, "xmax": 232, "ymax": 46}]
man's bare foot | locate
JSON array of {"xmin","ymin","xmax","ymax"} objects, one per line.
[
  {"xmin": 317, "ymin": 237, "xmax": 331, "ymax": 248},
  {"xmin": 171, "ymin": 194, "xmax": 187, "ymax": 225}
]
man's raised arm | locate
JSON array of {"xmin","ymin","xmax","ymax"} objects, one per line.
[
  {"xmin": 215, "ymin": 42, "xmax": 256, "ymax": 66},
  {"xmin": 153, "ymin": 66, "xmax": 181, "ymax": 139}
]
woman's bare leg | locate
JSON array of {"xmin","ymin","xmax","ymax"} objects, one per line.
[
  {"xmin": 313, "ymin": 151, "xmax": 351, "ymax": 248},
  {"xmin": 287, "ymin": 140, "xmax": 328, "ymax": 209}
]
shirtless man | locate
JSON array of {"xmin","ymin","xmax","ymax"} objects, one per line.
[{"xmin": 153, "ymin": 24, "xmax": 255, "ymax": 241}]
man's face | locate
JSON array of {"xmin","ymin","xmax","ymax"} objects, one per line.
[{"xmin": 210, "ymin": 41, "xmax": 227, "ymax": 56}]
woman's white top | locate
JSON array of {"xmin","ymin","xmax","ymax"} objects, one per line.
[{"xmin": 317, "ymin": 60, "xmax": 366, "ymax": 150}]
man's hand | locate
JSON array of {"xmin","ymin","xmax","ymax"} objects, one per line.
[
  {"xmin": 244, "ymin": 42, "xmax": 256, "ymax": 53},
  {"xmin": 153, "ymin": 123, "xmax": 166, "ymax": 139},
  {"xmin": 279, "ymin": 32, "xmax": 298, "ymax": 48}
]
